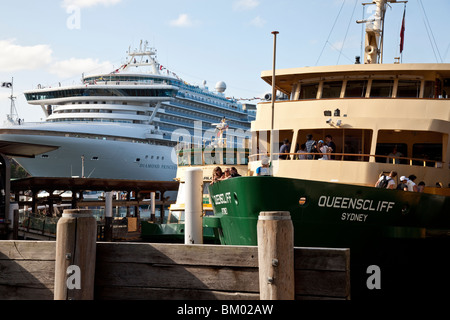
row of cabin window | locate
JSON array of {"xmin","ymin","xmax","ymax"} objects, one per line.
[{"xmin": 292, "ymin": 79, "xmax": 438, "ymax": 100}]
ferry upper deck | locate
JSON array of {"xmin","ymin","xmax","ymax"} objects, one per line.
[{"xmin": 252, "ymin": 63, "xmax": 450, "ymax": 189}]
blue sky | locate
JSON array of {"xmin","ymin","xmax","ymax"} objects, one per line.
[{"xmin": 1, "ymin": 0, "xmax": 449, "ymax": 122}]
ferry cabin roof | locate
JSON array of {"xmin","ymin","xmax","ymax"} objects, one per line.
[
  {"xmin": 261, "ymin": 63, "xmax": 450, "ymax": 96},
  {"xmin": 252, "ymin": 63, "xmax": 450, "ymax": 188}
]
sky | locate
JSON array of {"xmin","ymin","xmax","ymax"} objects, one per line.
[{"xmin": 1, "ymin": 0, "xmax": 450, "ymax": 122}]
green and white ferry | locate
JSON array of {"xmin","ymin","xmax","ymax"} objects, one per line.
[{"xmin": 209, "ymin": 0, "xmax": 450, "ymax": 298}]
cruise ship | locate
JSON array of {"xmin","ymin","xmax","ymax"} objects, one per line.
[{"xmin": 0, "ymin": 41, "xmax": 254, "ymax": 180}]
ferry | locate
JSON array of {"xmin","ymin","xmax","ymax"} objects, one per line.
[
  {"xmin": 208, "ymin": 0, "xmax": 450, "ymax": 298},
  {"xmin": 0, "ymin": 41, "xmax": 254, "ymax": 180}
]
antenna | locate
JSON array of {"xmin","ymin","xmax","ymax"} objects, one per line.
[{"xmin": 7, "ymin": 77, "xmax": 19, "ymax": 124}]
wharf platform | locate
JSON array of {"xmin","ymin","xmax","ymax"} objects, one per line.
[
  {"xmin": 4, "ymin": 177, "xmax": 179, "ymax": 241},
  {"xmin": 11, "ymin": 176, "xmax": 178, "ymax": 211}
]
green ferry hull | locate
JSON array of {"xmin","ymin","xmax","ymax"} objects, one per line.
[
  {"xmin": 140, "ymin": 218, "xmax": 222, "ymax": 244},
  {"xmin": 209, "ymin": 176, "xmax": 450, "ymax": 298}
]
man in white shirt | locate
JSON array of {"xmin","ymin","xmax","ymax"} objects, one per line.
[{"xmin": 406, "ymin": 174, "xmax": 418, "ymax": 192}]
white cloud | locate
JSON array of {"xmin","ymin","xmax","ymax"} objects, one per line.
[
  {"xmin": 61, "ymin": 0, "xmax": 122, "ymax": 9},
  {"xmin": 233, "ymin": 0, "xmax": 260, "ymax": 11},
  {"xmin": 250, "ymin": 16, "xmax": 266, "ymax": 28},
  {"xmin": 169, "ymin": 14, "xmax": 199, "ymax": 27},
  {"xmin": 0, "ymin": 39, "xmax": 53, "ymax": 72},
  {"xmin": 49, "ymin": 58, "xmax": 114, "ymax": 78},
  {"xmin": 0, "ymin": 39, "xmax": 112, "ymax": 79}
]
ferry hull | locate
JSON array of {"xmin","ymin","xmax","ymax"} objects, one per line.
[{"xmin": 209, "ymin": 177, "xmax": 450, "ymax": 298}]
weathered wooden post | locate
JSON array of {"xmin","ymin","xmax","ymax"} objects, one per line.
[
  {"xmin": 54, "ymin": 209, "xmax": 97, "ymax": 300},
  {"xmin": 7, "ymin": 202, "xmax": 18, "ymax": 240},
  {"xmin": 257, "ymin": 211, "xmax": 295, "ymax": 300},
  {"xmin": 184, "ymin": 168, "xmax": 203, "ymax": 244}
]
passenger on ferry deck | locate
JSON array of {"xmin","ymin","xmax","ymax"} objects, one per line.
[
  {"xmin": 406, "ymin": 174, "xmax": 418, "ymax": 192},
  {"xmin": 418, "ymin": 181, "xmax": 425, "ymax": 192},
  {"xmin": 305, "ymin": 134, "xmax": 317, "ymax": 160},
  {"xmin": 325, "ymin": 135, "xmax": 336, "ymax": 159},
  {"xmin": 279, "ymin": 139, "xmax": 290, "ymax": 160},
  {"xmin": 317, "ymin": 140, "xmax": 331, "ymax": 160},
  {"xmin": 387, "ymin": 171, "xmax": 398, "ymax": 189},
  {"xmin": 296, "ymin": 144, "xmax": 307, "ymax": 160},
  {"xmin": 230, "ymin": 167, "xmax": 241, "ymax": 177},
  {"xmin": 397, "ymin": 176, "xmax": 409, "ymax": 191},
  {"xmin": 386, "ymin": 146, "xmax": 403, "ymax": 163},
  {"xmin": 375, "ymin": 171, "xmax": 397, "ymax": 189},
  {"xmin": 211, "ymin": 166, "xmax": 223, "ymax": 185},
  {"xmin": 223, "ymin": 168, "xmax": 231, "ymax": 179},
  {"xmin": 256, "ymin": 157, "xmax": 271, "ymax": 176}
]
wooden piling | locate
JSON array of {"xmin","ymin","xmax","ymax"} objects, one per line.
[
  {"xmin": 12, "ymin": 209, "xmax": 18, "ymax": 240},
  {"xmin": 54, "ymin": 209, "xmax": 97, "ymax": 300},
  {"xmin": 257, "ymin": 211, "xmax": 295, "ymax": 300}
]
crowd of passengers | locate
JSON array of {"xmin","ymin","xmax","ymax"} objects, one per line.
[
  {"xmin": 210, "ymin": 166, "xmax": 241, "ymax": 185},
  {"xmin": 279, "ymin": 134, "xmax": 336, "ymax": 160},
  {"xmin": 374, "ymin": 171, "xmax": 447, "ymax": 192}
]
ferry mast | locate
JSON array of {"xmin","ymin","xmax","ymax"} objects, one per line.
[{"xmin": 358, "ymin": 0, "xmax": 407, "ymax": 64}]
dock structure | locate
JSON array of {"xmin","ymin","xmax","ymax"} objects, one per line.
[
  {"xmin": 0, "ymin": 142, "xmax": 180, "ymax": 240},
  {"xmin": 0, "ymin": 144, "xmax": 58, "ymax": 239},
  {"xmin": 7, "ymin": 177, "xmax": 178, "ymax": 241},
  {"xmin": 11, "ymin": 176, "xmax": 178, "ymax": 214},
  {"xmin": 0, "ymin": 209, "xmax": 351, "ymax": 300}
]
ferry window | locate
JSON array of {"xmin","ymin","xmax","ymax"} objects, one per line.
[
  {"xmin": 299, "ymin": 83, "xmax": 319, "ymax": 99},
  {"xmin": 321, "ymin": 81, "xmax": 342, "ymax": 99},
  {"xmin": 344, "ymin": 80, "xmax": 367, "ymax": 98},
  {"xmin": 397, "ymin": 80, "xmax": 421, "ymax": 98},
  {"xmin": 443, "ymin": 78, "xmax": 450, "ymax": 98},
  {"xmin": 423, "ymin": 81, "xmax": 435, "ymax": 98},
  {"xmin": 375, "ymin": 143, "xmax": 408, "ymax": 164},
  {"xmin": 413, "ymin": 143, "xmax": 442, "ymax": 167},
  {"xmin": 370, "ymin": 80, "xmax": 394, "ymax": 97},
  {"xmin": 343, "ymin": 129, "xmax": 372, "ymax": 161}
]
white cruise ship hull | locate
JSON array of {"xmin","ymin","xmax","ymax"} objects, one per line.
[{"xmin": 0, "ymin": 123, "xmax": 177, "ymax": 180}]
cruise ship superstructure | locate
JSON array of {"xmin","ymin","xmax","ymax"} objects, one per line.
[{"xmin": 0, "ymin": 41, "xmax": 254, "ymax": 180}]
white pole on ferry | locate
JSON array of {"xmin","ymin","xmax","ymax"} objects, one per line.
[
  {"xmin": 81, "ymin": 155, "xmax": 85, "ymax": 178},
  {"xmin": 270, "ymin": 31, "xmax": 279, "ymax": 163},
  {"xmin": 104, "ymin": 191, "xmax": 113, "ymax": 241},
  {"xmin": 184, "ymin": 168, "xmax": 203, "ymax": 244}
]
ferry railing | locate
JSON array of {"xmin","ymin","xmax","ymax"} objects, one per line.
[
  {"xmin": 248, "ymin": 153, "xmax": 445, "ymax": 168},
  {"xmin": 176, "ymin": 148, "xmax": 250, "ymax": 167}
]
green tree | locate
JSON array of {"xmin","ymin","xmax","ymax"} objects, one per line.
[{"xmin": 10, "ymin": 159, "xmax": 30, "ymax": 179}]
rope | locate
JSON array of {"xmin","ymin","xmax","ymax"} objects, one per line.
[
  {"xmin": 418, "ymin": 0, "xmax": 442, "ymax": 63},
  {"xmin": 316, "ymin": 0, "xmax": 346, "ymax": 66},
  {"xmin": 337, "ymin": 0, "xmax": 359, "ymax": 64}
]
